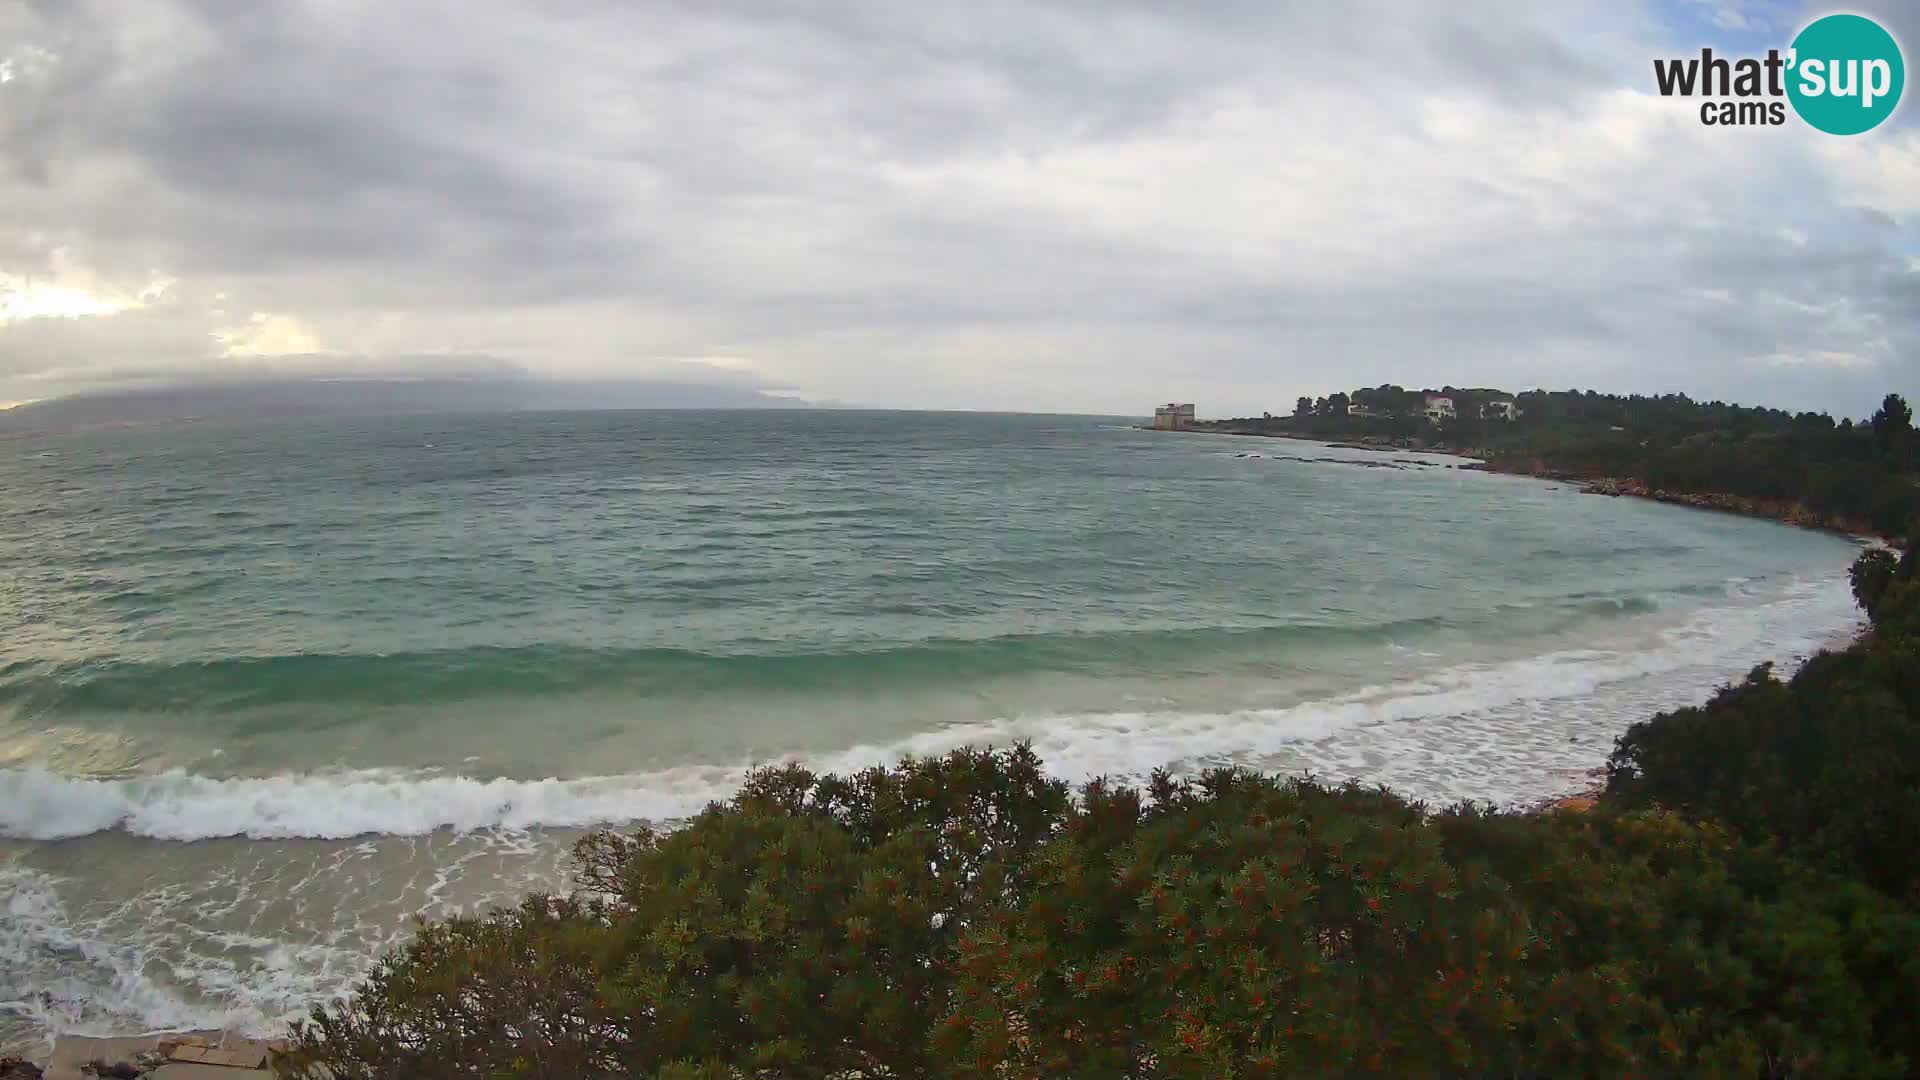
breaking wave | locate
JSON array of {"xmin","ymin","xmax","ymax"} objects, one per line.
[{"xmin": 0, "ymin": 574, "xmax": 1861, "ymax": 843}]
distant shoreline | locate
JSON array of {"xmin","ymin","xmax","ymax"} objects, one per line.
[{"xmin": 1141, "ymin": 423, "xmax": 1882, "ymax": 542}]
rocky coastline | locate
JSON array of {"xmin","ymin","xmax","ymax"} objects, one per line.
[
  {"xmin": 1458, "ymin": 460, "xmax": 1878, "ymax": 537},
  {"xmin": 1154, "ymin": 424, "xmax": 1883, "ymax": 540}
]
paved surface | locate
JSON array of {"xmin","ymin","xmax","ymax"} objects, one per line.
[
  {"xmin": 38, "ymin": 1032, "xmax": 275, "ymax": 1079},
  {"xmin": 150, "ymin": 1065, "xmax": 271, "ymax": 1079}
]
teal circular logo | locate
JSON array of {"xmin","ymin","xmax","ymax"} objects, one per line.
[{"xmin": 1787, "ymin": 14, "xmax": 1905, "ymax": 135}]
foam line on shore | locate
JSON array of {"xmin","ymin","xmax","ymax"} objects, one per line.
[{"xmin": 0, "ymin": 575, "xmax": 1860, "ymax": 843}]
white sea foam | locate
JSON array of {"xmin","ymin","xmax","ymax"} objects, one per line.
[
  {"xmin": 0, "ymin": 861, "xmax": 256, "ymax": 1050},
  {"xmin": 0, "ymin": 765, "xmax": 742, "ymax": 842},
  {"xmin": 0, "ymin": 570, "xmax": 1866, "ymax": 1050},
  {"xmin": 1, "ymin": 832, "xmax": 576, "ymax": 1052},
  {"xmin": 0, "ymin": 572, "xmax": 1862, "ymax": 843}
]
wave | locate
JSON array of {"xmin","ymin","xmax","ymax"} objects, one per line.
[
  {"xmin": 0, "ymin": 766, "xmax": 727, "ymax": 842},
  {"xmin": 0, "ymin": 585, "xmax": 1720, "ymax": 715},
  {"xmin": 0, "ymin": 575, "xmax": 1862, "ymax": 843},
  {"xmin": 0, "ymin": 621, "xmax": 1443, "ymax": 713}
]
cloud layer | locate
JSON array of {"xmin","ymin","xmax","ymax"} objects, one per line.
[{"xmin": 2, "ymin": 0, "xmax": 1916, "ymax": 415}]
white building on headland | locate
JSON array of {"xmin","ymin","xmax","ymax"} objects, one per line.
[
  {"xmin": 1481, "ymin": 399, "xmax": 1521, "ymax": 421},
  {"xmin": 1153, "ymin": 403, "xmax": 1197, "ymax": 430},
  {"xmin": 1423, "ymin": 394, "xmax": 1456, "ymax": 423}
]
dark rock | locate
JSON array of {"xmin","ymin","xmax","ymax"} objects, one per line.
[
  {"xmin": 81, "ymin": 1062, "xmax": 142, "ymax": 1079},
  {"xmin": 0, "ymin": 1057, "xmax": 46, "ymax": 1079}
]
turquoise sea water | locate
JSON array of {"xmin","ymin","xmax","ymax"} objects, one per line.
[{"xmin": 0, "ymin": 410, "xmax": 1865, "ymax": 1048}]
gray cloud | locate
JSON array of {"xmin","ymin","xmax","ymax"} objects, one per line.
[{"xmin": 0, "ymin": 0, "xmax": 1915, "ymax": 416}]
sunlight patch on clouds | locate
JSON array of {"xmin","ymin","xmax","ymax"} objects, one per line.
[
  {"xmin": 214, "ymin": 312, "xmax": 325, "ymax": 358},
  {"xmin": 0, "ymin": 280, "xmax": 128, "ymax": 321},
  {"xmin": 0, "ymin": 263, "xmax": 172, "ymax": 323},
  {"xmin": 0, "ymin": 44, "xmax": 58, "ymax": 85}
]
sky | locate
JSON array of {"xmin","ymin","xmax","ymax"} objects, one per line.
[{"xmin": 1, "ymin": 0, "xmax": 1916, "ymax": 418}]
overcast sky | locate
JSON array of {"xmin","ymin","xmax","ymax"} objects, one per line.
[{"xmin": 1, "ymin": 0, "xmax": 1916, "ymax": 417}]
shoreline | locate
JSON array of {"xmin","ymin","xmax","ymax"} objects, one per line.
[
  {"xmin": 26, "ymin": 600, "xmax": 1862, "ymax": 1067},
  {"xmin": 16, "ymin": 430, "xmax": 1873, "ymax": 1065},
  {"xmin": 1147, "ymin": 424, "xmax": 1884, "ymax": 542}
]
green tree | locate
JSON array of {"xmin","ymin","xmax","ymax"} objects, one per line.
[
  {"xmin": 1872, "ymin": 393, "xmax": 1912, "ymax": 445},
  {"xmin": 1852, "ymin": 547, "xmax": 1899, "ymax": 617},
  {"xmin": 1872, "ymin": 392, "xmax": 1913, "ymax": 470}
]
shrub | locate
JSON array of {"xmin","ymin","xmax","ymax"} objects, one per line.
[
  {"xmin": 284, "ymin": 749, "xmax": 1920, "ymax": 1078},
  {"xmin": 1866, "ymin": 544, "xmax": 1920, "ymax": 638},
  {"xmin": 937, "ymin": 772, "xmax": 1664, "ymax": 1078},
  {"xmin": 1436, "ymin": 806, "xmax": 1920, "ymax": 1077},
  {"xmin": 277, "ymin": 894, "xmax": 618, "ymax": 1079},
  {"xmin": 581, "ymin": 744, "xmax": 1068, "ymax": 1078},
  {"xmin": 1606, "ymin": 555, "xmax": 1920, "ymax": 902},
  {"xmin": 283, "ymin": 745, "xmax": 1070, "ymax": 1080}
]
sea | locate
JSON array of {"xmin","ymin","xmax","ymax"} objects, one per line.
[{"xmin": 0, "ymin": 409, "xmax": 1866, "ymax": 1052}]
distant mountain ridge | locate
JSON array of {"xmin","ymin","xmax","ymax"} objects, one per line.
[{"xmin": 0, "ymin": 376, "xmax": 819, "ymax": 434}]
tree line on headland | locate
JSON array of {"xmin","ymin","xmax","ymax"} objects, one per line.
[
  {"xmin": 1204, "ymin": 388, "xmax": 1919, "ymax": 539},
  {"xmin": 279, "ymin": 540, "xmax": 1920, "ymax": 1077}
]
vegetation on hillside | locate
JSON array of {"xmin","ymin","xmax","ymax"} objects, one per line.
[
  {"xmin": 280, "ymin": 538, "xmax": 1920, "ymax": 1078},
  {"xmin": 1216, "ymin": 389, "xmax": 1919, "ymax": 537}
]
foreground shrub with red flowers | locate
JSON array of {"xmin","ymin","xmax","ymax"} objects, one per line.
[
  {"xmin": 279, "ymin": 751, "xmax": 1919, "ymax": 1078},
  {"xmin": 939, "ymin": 773, "xmax": 1920, "ymax": 1079},
  {"xmin": 935, "ymin": 773, "xmax": 1663, "ymax": 1078}
]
